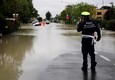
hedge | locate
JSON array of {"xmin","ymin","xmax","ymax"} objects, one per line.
[{"xmin": 97, "ymin": 19, "xmax": 115, "ymax": 31}]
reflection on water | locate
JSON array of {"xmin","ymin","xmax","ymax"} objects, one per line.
[
  {"xmin": 91, "ymin": 71, "xmax": 97, "ymax": 80},
  {"xmin": 0, "ymin": 35, "xmax": 34, "ymax": 80},
  {"xmin": 82, "ymin": 71, "xmax": 97, "ymax": 80},
  {"xmin": 96, "ymin": 32, "xmax": 115, "ymax": 53},
  {"xmin": 83, "ymin": 71, "xmax": 88, "ymax": 80}
]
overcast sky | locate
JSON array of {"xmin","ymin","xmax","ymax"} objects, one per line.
[{"xmin": 32, "ymin": 0, "xmax": 115, "ymax": 18}]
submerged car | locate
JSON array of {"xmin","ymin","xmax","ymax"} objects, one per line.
[
  {"xmin": 32, "ymin": 20, "xmax": 41, "ymax": 26},
  {"xmin": 46, "ymin": 20, "xmax": 50, "ymax": 24}
]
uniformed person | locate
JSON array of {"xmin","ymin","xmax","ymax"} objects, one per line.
[{"xmin": 77, "ymin": 11, "xmax": 101, "ymax": 71}]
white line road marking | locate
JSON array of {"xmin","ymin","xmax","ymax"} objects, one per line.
[
  {"xmin": 99, "ymin": 55, "xmax": 111, "ymax": 61},
  {"xmin": 72, "ymin": 35, "xmax": 114, "ymax": 65},
  {"xmin": 96, "ymin": 52, "xmax": 115, "ymax": 66}
]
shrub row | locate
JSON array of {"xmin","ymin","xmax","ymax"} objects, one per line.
[{"xmin": 97, "ymin": 19, "xmax": 115, "ymax": 31}]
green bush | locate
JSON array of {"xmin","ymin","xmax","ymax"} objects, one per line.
[
  {"xmin": 0, "ymin": 14, "xmax": 6, "ymax": 27},
  {"xmin": 96, "ymin": 19, "xmax": 107, "ymax": 29},
  {"xmin": 0, "ymin": 14, "xmax": 6, "ymax": 33},
  {"xmin": 97, "ymin": 19, "xmax": 115, "ymax": 31},
  {"xmin": 106, "ymin": 20, "xmax": 115, "ymax": 31}
]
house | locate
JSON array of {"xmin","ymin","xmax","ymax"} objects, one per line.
[{"xmin": 95, "ymin": 6, "xmax": 111, "ymax": 19}]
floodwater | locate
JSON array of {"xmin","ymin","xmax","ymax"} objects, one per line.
[
  {"xmin": 96, "ymin": 30, "xmax": 115, "ymax": 53},
  {"xmin": 0, "ymin": 23, "xmax": 115, "ymax": 80},
  {"xmin": 0, "ymin": 23, "xmax": 80, "ymax": 80}
]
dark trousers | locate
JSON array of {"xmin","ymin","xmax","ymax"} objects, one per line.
[{"xmin": 81, "ymin": 38, "xmax": 96, "ymax": 68}]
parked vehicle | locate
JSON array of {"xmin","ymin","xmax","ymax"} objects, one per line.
[
  {"xmin": 32, "ymin": 20, "xmax": 41, "ymax": 26},
  {"xmin": 46, "ymin": 20, "xmax": 50, "ymax": 24}
]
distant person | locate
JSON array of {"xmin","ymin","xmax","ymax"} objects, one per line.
[{"xmin": 77, "ymin": 11, "xmax": 101, "ymax": 71}]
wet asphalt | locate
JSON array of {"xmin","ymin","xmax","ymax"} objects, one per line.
[{"xmin": 0, "ymin": 23, "xmax": 115, "ymax": 80}]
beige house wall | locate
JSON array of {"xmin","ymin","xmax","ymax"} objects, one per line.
[{"xmin": 94, "ymin": 9, "xmax": 107, "ymax": 19}]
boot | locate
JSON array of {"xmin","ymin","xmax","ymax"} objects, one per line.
[
  {"xmin": 91, "ymin": 62, "xmax": 97, "ymax": 71},
  {"xmin": 81, "ymin": 63, "xmax": 88, "ymax": 71}
]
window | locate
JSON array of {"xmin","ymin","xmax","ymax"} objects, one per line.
[{"xmin": 97, "ymin": 12, "xmax": 102, "ymax": 15}]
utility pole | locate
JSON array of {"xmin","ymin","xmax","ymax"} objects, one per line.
[
  {"xmin": 102, "ymin": 0, "xmax": 104, "ymax": 21},
  {"xmin": 102, "ymin": 0, "xmax": 104, "ymax": 6}
]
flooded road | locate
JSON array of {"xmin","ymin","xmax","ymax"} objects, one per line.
[
  {"xmin": 0, "ymin": 23, "xmax": 80, "ymax": 80},
  {"xmin": 0, "ymin": 23, "xmax": 115, "ymax": 80},
  {"xmin": 0, "ymin": 35, "xmax": 34, "ymax": 80}
]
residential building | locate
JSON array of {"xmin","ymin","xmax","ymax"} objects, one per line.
[{"xmin": 95, "ymin": 6, "xmax": 111, "ymax": 19}]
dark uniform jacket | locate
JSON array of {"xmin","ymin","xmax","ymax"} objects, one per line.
[{"xmin": 77, "ymin": 18, "xmax": 101, "ymax": 41}]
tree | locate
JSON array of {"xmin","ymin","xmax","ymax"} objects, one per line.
[
  {"xmin": 104, "ymin": 2, "xmax": 115, "ymax": 20},
  {"xmin": 0, "ymin": 0, "xmax": 38, "ymax": 23},
  {"xmin": 0, "ymin": 14, "xmax": 6, "ymax": 31},
  {"xmin": 0, "ymin": 0, "xmax": 40, "ymax": 34},
  {"xmin": 45, "ymin": 11, "xmax": 52, "ymax": 20},
  {"xmin": 73, "ymin": 2, "xmax": 96, "ymax": 18},
  {"xmin": 109, "ymin": 2, "xmax": 115, "ymax": 19},
  {"xmin": 31, "ymin": 8, "xmax": 38, "ymax": 18},
  {"xmin": 37, "ymin": 16, "xmax": 42, "ymax": 22},
  {"xmin": 59, "ymin": 10, "xmax": 66, "ymax": 21},
  {"xmin": 59, "ymin": 2, "xmax": 96, "ymax": 24}
]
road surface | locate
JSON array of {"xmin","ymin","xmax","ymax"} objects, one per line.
[{"xmin": 0, "ymin": 23, "xmax": 115, "ymax": 80}]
